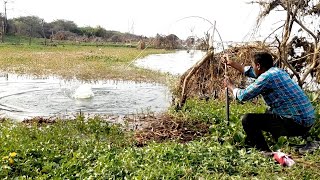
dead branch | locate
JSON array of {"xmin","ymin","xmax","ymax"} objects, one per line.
[
  {"xmin": 178, "ymin": 50, "xmax": 214, "ymax": 108},
  {"xmin": 301, "ymin": 45, "xmax": 320, "ymax": 83},
  {"xmin": 263, "ymin": 24, "xmax": 285, "ymax": 43}
]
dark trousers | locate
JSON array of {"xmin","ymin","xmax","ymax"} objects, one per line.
[{"xmin": 242, "ymin": 113, "xmax": 311, "ymax": 151}]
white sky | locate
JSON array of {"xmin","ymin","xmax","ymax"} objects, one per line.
[{"xmin": 5, "ymin": 0, "xmax": 286, "ymax": 41}]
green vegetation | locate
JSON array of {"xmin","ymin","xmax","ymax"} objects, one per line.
[
  {"xmin": 3, "ymin": 34, "xmax": 141, "ymax": 48},
  {"xmin": 0, "ymin": 43, "xmax": 319, "ymax": 179},
  {"xmin": 5, "ymin": 17, "xmax": 145, "ymax": 42},
  {"xmin": 0, "ymin": 43, "xmax": 173, "ymax": 83},
  {"xmin": 1, "ymin": 100, "xmax": 319, "ymax": 179},
  {"xmin": 3, "ymin": 17, "xmax": 182, "ymax": 49}
]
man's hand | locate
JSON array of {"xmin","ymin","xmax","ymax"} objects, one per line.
[
  {"xmin": 222, "ymin": 54, "xmax": 233, "ymax": 66},
  {"xmin": 224, "ymin": 76, "xmax": 236, "ymax": 91},
  {"xmin": 222, "ymin": 54, "xmax": 245, "ymax": 74}
]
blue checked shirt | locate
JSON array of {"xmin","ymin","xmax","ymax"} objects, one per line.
[{"xmin": 233, "ymin": 66, "xmax": 315, "ymax": 127}]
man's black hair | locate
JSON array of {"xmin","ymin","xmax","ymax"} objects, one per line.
[{"xmin": 253, "ymin": 52, "xmax": 273, "ymax": 70}]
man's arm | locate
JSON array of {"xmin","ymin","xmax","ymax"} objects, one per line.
[
  {"xmin": 225, "ymin": 74, "xmax": 269, "ymax": 102},
  {"xmin": 224, "ymin": 76, "xmax": 240, "ymax": 99},
  {"xmin": 224, "ymin": 54, "xmax": 245, "ymax": 73},
  {"xmin": 228, "ymin": 61, "xmax": 245, "ymax": 73}
]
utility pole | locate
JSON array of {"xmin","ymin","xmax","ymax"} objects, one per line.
[
  {"xmin": 1, "ymin": 1, "xmax": 9, "ymax": 42},
  {"xmin": 0, "ymin": 13, "xmax": 4, "ymax": 43},
  {"xmin": 4, "ymin": 1, "xmax": 7, "ymax": 33}
]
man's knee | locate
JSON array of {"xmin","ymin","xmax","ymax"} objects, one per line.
[{"xmin": 241, "ymin": 113, "xmax": 254, "ymax": 126}]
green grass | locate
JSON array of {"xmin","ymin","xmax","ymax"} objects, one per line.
[
  {"xmin": 1, "ymin": 100, "xmax": 319, "ymax": 179},
  {"xmin": 0, "ymin": 37, "xmax": 319, "ymax": 178},
  {"xmin": 0, "ymin": 43, "xmax": 174, "ymax": 84},
  {"xmin": 2, "ymin": 35, "xmax": 140, "ymax": 48}
]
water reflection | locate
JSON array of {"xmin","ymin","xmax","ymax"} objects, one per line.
[{"xmin": 0, "ymin": 74, "xmax": 171, "ymax": 121}]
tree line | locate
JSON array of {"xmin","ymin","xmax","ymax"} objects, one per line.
[
  {"xmin": 0, "ymin": 15, "xmax": 193, "ymax": 50},
  {"xmin": 0, "ymin": 15, "xmax": 148, "ymax": 43}
]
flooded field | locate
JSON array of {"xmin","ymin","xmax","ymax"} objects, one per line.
[
  {"xmin": 0, "ymin": 74, "xmax": 171, "ymax": 121},
  {"xmin": 134, "ymin": 50, "xmax": 206, "ymax": 75},
  {"xmin": 0, "ymin": 50, "xmax": 206, "ymax": 121}
]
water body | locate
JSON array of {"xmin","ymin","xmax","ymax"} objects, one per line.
[
  {"xmin": 135, "ymin": 50, "xmax": 206, "ymax": 75},
  {"xmin": 0, "ymin": 50, "xmax": 205, "ymax": 121},
  {"xmin": 0, "ymin": 74, "xmax": 171, "ymax": 121}
]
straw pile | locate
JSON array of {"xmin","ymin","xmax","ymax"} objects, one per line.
[{"xmin": 174, "ymin": 43, "xmax": 272, "ymax": 108}]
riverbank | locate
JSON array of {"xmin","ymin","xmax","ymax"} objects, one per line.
[{"xmin": 0, "ymin": 44, "xmax": 319, "ymax": 179}]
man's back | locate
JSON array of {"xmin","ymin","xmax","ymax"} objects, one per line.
[{"xmin": 239, "ymin": 67, "xmax": 315, "ymax": 127}]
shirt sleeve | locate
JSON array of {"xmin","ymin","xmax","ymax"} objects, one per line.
[
  {"xmin": 244, "ymin": 66, "xmax": 257, "ymax": 78},
  {"xmin": 235, "ymin": 73, "xmax": 270, "ymax": 102},
  {"xmin": 232, "ymin": 88, "xmax": 240, "ymax": 99}
]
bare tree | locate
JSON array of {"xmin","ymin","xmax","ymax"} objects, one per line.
[{"xmin": 253, "ymin": 0, "xmax": 320, "ymax": 86}]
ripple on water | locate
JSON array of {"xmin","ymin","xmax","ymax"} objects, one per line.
[{"xmin": 0, "ymin": 74, "xmax": 171, "ymax": 121}]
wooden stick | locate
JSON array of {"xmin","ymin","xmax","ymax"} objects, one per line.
[{"xmin": 225, "ymin": 62, "xmax": 230, "ymax": 125}]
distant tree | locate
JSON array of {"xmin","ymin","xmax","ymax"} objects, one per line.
[
  {"xmin": 0, "ymin": 14, "xmax": 4, "ymax": 42},
  {"xmin": 42, "ymin": 21, "xmax": 52, "ymax": 38},
  {"xmin": 110, "ymin": 35, "xmax": 121, "ymax": 43},
  {"xmin": 4, "ymin": 15, "xmax": 159, "ymax": 45},
  {"xmin": 102, "ymin": 30, "xmax": 119, "ymax": 40},
  {"xmin": 165, "ymin": 34, "xmax": 179, "ymax": 49},
  {"xmin": 9, "ymin": 16, "xmax": 43, "ymax": 37},
  {"xmin": 78, "ymin": 26, "xmax": 95, "ymax": 37},
  {"xmin": 49, "ymin": 19, "xmax": 78, "ymax": 34},
  {"xmin": 93, "ymin": 26, "xmax": 107, "ymax": 38}
]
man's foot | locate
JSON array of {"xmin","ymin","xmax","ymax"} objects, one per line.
[
  {"xmin": 260, "ymin": 151, "xmax": 273, "ymax": 157},
  {"xmin": 244, "ymin": 148, "xmax": 272, "ymax": 156},
  {"xmin": 298, "ymin": 141, "xmax": 320, "ymax": 154}
]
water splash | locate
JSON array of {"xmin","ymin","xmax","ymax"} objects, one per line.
[{"xmin": 73, "ymin": 84, "xmax": 94, "ymax": 99}]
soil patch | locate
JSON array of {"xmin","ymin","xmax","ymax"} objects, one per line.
[{"xmin": 132, "ymin": 114, "xmax": 210, "ymax": 147}]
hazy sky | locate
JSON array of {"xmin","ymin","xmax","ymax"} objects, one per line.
[{"xmin": 6, "ymin": 0, "xmax": 283, "ymax": 41}]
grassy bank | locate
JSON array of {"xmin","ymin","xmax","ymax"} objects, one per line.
[
  {"xmin": 0, "ymin": 44, "xmax": 173, "ymax": 84},
  {"xmin": 1, "ymin": 99, "xmax": 319, "ymax": 179},
  {"xmin": 0, "ymin": 42, "xmax": 319, "ymax": 179}
]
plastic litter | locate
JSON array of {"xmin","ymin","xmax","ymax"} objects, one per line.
[{"xmin": 272, "ymin": 151, "xmax": 295, "ymax": 167}]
